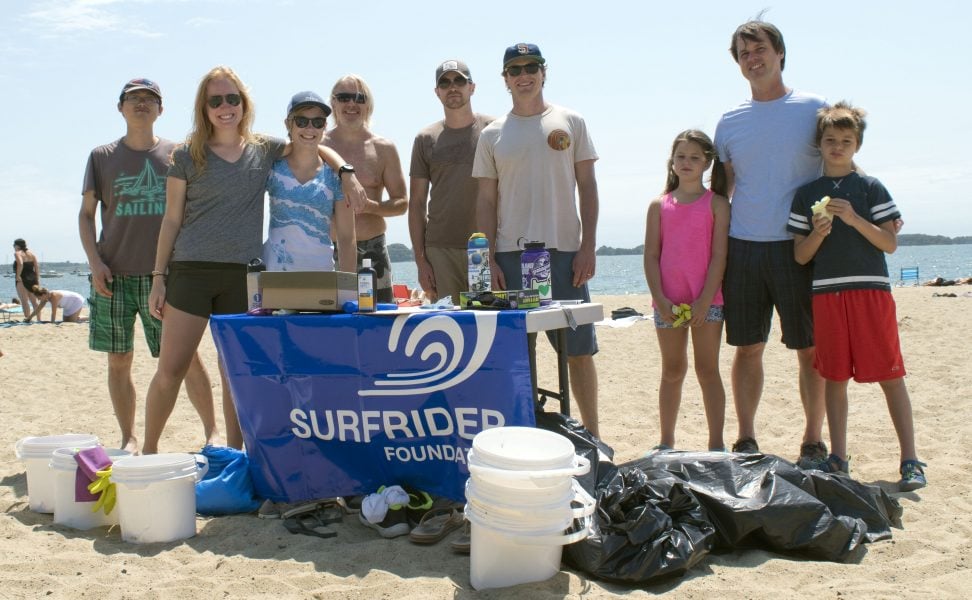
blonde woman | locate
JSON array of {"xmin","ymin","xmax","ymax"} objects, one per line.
[{"xmin": 143, "ymin": 66, "xmax": 364, "ymax": 453}]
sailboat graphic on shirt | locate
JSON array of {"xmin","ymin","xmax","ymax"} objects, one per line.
[{"xmin": 113, "ymin": 159, "xmax": 166, "ymax": 217}]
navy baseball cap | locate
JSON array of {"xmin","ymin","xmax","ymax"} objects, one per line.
[
  {"xmin": 503, "ymin": 43, "xmax": 546, "ymax": 68},
  {"xmin": 287, "ymin": 91, "xmax": 331, "ymax": 117},
  {"xmin": 119, "ymin": 78, "xmax": 162, "ymax": 102}
]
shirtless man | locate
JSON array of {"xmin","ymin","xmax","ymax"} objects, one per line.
[{"xmin": 324, "ymin": 75, "xmax": 407, "ymax": 302}]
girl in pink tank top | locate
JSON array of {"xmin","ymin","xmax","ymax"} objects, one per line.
[{"xmin": 643, "ymin": 130, "xmax": 730, "ymax": 452}]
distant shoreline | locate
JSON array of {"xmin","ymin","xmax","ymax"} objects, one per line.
[{"xmin": 9, "ymin": 236, "xmax": 972, "ymax": 266}]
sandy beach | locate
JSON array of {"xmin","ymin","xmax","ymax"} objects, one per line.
[{"xmin": 2, "ymin": 287, "xmax": 970, "ymax": 599}]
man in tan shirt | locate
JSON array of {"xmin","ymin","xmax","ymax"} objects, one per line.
[{"xmin": 324, "ymin": 74, "xmax": 407, "ymax": 302}]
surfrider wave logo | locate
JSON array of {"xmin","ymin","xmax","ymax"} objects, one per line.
[{"xmin": 358, "ymin": 312, "xmax": 497, "ymax": 396}]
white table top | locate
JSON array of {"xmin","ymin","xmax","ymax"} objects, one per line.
[
  {"xmin": 525, "ymin": 302, "xmax": 604, "ymax": 333},
  {"xmin": 366, "ymin": 301, "xmax": 603, "ymax": 333}
]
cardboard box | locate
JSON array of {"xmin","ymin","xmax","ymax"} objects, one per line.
[
  {"xmin": 260, "ymin": 271, "xmax": 357, "ymax": 311},
  {"xmin": 460, "ymin": 289, "xmax": 540, "ymax": 310}
]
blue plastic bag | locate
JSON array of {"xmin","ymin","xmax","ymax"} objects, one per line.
[{"xmin": 195, "ymin": 445, "xmax": 261, "ymax": 515}]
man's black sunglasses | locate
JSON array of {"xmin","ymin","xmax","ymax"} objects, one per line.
[
  {"xmin": 333, "ymin": 92, "xmax": 367, "ymax": 104},
  {"xmin": 504, "ymin": 64, "xmax": 542, "ymax": 77}
]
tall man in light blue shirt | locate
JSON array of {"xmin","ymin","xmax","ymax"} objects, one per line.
[{"xmin": 714, "ymin": 19, "xmax": 828, "ymax": 467}]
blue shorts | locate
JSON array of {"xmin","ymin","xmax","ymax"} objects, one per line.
[{"xmin": 494, "ymin": 250, "xmax": 597, "ymax": 356}]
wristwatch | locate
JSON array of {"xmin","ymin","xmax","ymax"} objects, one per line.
[{"xmin": 338, "ymin": 164, "xmax": 355, "ymax": 177}]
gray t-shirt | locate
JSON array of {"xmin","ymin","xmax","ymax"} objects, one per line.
[
  {"xmin": 168, "ymin": 137, "xmax": 286, "ymax": 264},
  {"xmin": 82, "ymin": 138, "xmax": 177, "ymax": 275}
]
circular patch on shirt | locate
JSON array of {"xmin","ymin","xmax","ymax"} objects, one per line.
[{"xmin": 547, "ymin": 129, "xmax": 571, "ymax": 151}]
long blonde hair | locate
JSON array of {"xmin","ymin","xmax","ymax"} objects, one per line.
[{"xmin": 186, "ymin": 66, "xmax": 262, "ymax": 173}]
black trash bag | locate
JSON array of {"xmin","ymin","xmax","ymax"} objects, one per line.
[
  {"xmin": 535, "ymin": 412, "xmax": 715, "ymax": 584},
  {"xmin": 631, "ymin": 451, "xmax": 902, "ymax": 561},
  {"xmin": 563, "ymin": 465, "xmax": 716, "ymax": 584},
  {"xmin": 534, "ymin": 410, "xmax": 616, "ymax": 493}
]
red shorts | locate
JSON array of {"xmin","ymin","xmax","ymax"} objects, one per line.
[{"xmin": 812, "ymin": 289, "xmax": 906, "ymax": 383}]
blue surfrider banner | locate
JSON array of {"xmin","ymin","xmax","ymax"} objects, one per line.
[{"xmin": 210, "ymin": 310, "xmax": 535, "ymax": 501}]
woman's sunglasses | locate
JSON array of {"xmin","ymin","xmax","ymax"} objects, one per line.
[
  {"xmin": 504, "ymin": 64, "xmax": 542, "ymax": 77},
  {"xmin": 207, "ymin": 93, "xmax": 242, "ymax": 109},
  {"xmin": 333, "ymin": 92, "xmax": 367, "ymax": 104},
  {"xmin": 292, "ymin": 115, "xmax": 326, "ymax": 129}
]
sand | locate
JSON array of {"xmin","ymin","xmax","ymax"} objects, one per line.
[{"xmin": 2, "ymin": 287, "xmax": 970, "ymax": 599}]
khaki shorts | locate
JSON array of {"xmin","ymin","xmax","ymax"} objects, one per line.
[{"xmin": 424, "ymin": 246, "xmax": 467, "ymax": 304}]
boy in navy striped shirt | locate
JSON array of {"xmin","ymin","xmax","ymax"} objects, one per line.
[{"xmin": 789, "ymin": 102, "xmax": 925, "ymax": 491}]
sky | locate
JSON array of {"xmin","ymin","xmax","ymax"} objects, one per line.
[{"xmin": 1, "ymin": 0, "xmax": 969, "ymax": 263}]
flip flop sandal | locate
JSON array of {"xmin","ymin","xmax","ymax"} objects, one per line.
[
  {"xmin": 280, "ymin": 499, "xmax": 329, "ymax": 520},
  {"xmin": 449, "ymin": 519, "xmax": 471, "ymax": 554},
  {"xmin": 337, "ymin": 495, "xmax": 362, "ymax": 515},
  {"xmin": 408, "ymin": 507, "xmax": 464, "ymax": 544},
  {"xmin": 283, "ymin": 512, "xmax": 339, "ymax": 539}
]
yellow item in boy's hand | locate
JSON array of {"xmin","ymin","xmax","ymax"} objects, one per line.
[
  {"xmin": 672, "ymin": 303, "xmax": 692, "ymax": 328},
  {"xmin": 811, "ymin": 195, "xmax": 832, "ymax": 220}
]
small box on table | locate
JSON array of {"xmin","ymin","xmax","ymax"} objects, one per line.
[{"xmin": 260, "ymin": 271, "xmax": 357, "ymax": 311}]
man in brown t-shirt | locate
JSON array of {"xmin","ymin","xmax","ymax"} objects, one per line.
[
  {"xmin": 409, "ymin": 60, "xmax": 494, "ymax": 303},
  {"xmin": 79, "ymin": 78, "xmax": 219, "ymax": 453}
]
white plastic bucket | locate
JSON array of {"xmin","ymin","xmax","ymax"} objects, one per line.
[
  {"xmin": 111, "ymin": 453, "xmax": 208, "ymax": 543},
  {"xmin": 468, "ymin": 448, "xmax": 590, "ymax": 490},
  {"xmin": 465, "ymin": 426, "xmax": 595, "ymax": 591},
  {"xmin": 50, "ymin": 447, "xmax": 131, "ymax": 530},
  {"xmin": 14, "ymin": 434, "xmax": 100, "ymax": 513},
  {"xmin": 465, "ymin": 478, "xmax": 595, "ymax": 591},
  {"xmin": 472, "ymin": 426, "xmax": 577, "ymax": 471}
]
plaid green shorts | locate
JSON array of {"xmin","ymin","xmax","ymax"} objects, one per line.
[{"xmin": 88, "ymin": 275, "xmax": 161, "ymax": 357}]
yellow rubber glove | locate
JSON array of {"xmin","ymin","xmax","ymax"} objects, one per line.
[
  {"xmin": 87, "ymin": 467, "xmax": 117, "ymax": 515},
  {"xmin": 672, "ymin": 303, "xmax": 692, "ymax": 328}
]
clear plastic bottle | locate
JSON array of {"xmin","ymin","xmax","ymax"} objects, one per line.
[
  {"xmin": 246, "ymin": 258, "xmax": 266, "ymax": 313},
  {"xmin": 467, "ymin": 232, "xmax": 491, "ymax": 292}
]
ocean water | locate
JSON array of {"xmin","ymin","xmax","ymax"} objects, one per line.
[{"xmin": 3, "ymin": 244, "xmax": 970, "ymax": 301}]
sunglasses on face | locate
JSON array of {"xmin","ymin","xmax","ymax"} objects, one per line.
[
  {"xmin": 292, "ymin": 115, "xmax": 326, "ymax": 129},
  {"xmin": 207, "ymin": 93, "xmax": 242, "ymax": 109},
  {"xmin": 504, "ymin": 63, "xmax": 542, "ymax": 77},
  {"xmin": 123, "ymin": 94, "xmax": 160, "ymax": 105},
  {"xmin": 333, "ymin": 92, "xmax": 367, "ymax": 104},
  {"xmin": 437, "ymin": 75, "xmax": 468, "ymax": 89}
]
